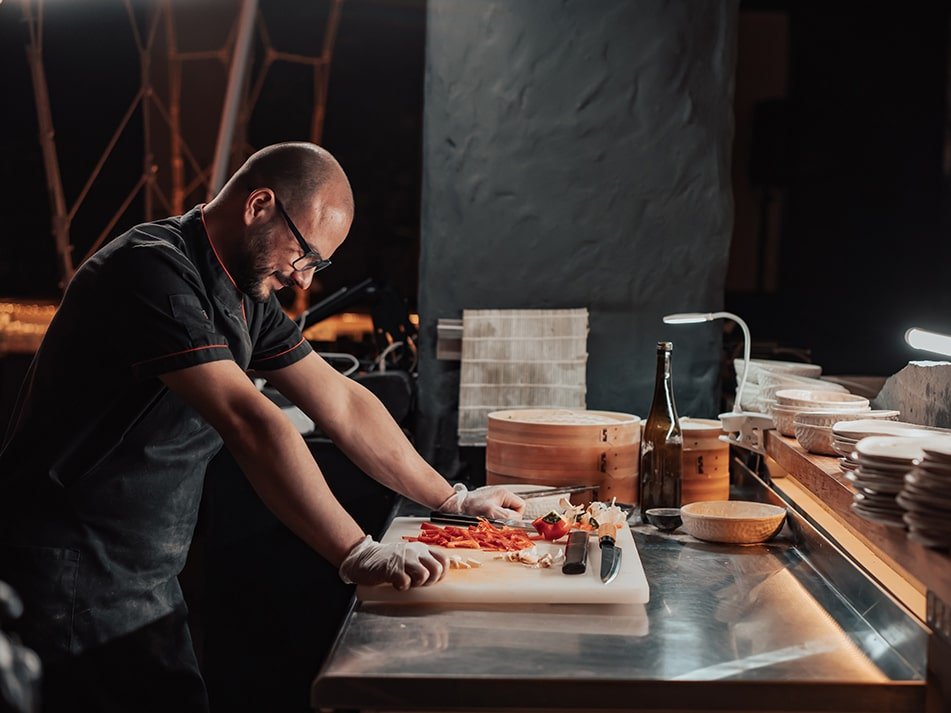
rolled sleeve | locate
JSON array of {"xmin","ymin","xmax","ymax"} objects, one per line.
[{"xmin": 248, "ymin": 296, "xmax": 313, "ymax": 371}]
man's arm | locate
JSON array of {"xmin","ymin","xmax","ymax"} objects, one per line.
[
  {"xmin": 160, "ymin": 359, "xmax": 370, "ymax": 567},
  {"xmin": 258, "ymin": 352, "xmax": 458, "ymax": 510}
]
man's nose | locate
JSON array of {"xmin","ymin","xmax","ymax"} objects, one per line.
[{"xmin": 292, "ymin": 270, "xmax": 314, "ymax": 290}]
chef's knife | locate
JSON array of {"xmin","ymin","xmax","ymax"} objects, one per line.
[
  {"xmin": 513, "ymin": 485, "xmax": 593, "ymax": 499},
  {"xmin": 428, "ymin": 511, "xmax": 536, "ymax": 532},
  {"xmin": 598, "ymin": 522, "xmax": 622, "ymax": 584}
]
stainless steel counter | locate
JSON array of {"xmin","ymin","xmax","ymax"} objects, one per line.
[{"xmin": 311, "ymin": 460, "xmax": 928, "ymax": 712}]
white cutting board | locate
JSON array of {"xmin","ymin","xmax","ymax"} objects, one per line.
[{"xmin": 355, "ymin": 517, "xmax": 649, "ymax": 604}]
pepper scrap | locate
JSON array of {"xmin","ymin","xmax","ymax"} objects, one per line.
[
  {"xmin": 405, "ymin": 519, "xmax": 536, "ymax": 552},
  {"xmin": 532, "ymin": 510, "xmax": 572, "ymax": 541}
]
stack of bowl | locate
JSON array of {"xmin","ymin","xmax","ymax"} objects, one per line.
[
  {"xmin": 756, "ymin": 372, "xmax": 848, "ymax": 414},
  {"xmin": 733, "ymin": 359, "xmax": 823, "ymax": 413},
  {"xmin": 768, "ymin": 389, "xmax": 870, "ymax": 437},
  {"xmin": 898, "ymin": 436, "xmax": 951, "ymax": 549},
  {"xmin": 793, "ymin": 409, "xmax": 900, "ymax": 456}
]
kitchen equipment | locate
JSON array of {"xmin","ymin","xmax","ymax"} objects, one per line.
[
  {"xmin": 598, "ymin": 522, "xmax": 621, "ymax": 584},
  {"xmin": 562, "ymin": 531, "xmax": 588, "ymax": 574},
  {"xmin": 514, "ymin": 484, "xmax": 594, "ymax": 499},
  {"xmin": 679, "ymin": 418, "xmax": 729, "ymax": 504},
  {"xmin": 428, "ymin": 511, "xmax": 536, "ymax": 531},
  {"xmin": 355, "ymin": 517, "xmax": 649, "ymax": 604},
  {"xmin": 486, "ymin": 409, "xmax": 641, "ymax": 504},
  {"xmin": 679, "ymin": 500, "xmax": 786, "ymax": 544}
]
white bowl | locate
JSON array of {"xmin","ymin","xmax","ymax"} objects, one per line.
[
  {"xmin": 735, "ymin": 359, "xmax": 822, "ymax": 385},
  {"xmin": 758, "ymin": 374, "xmax": 848, "ymax": 410},
  {"xmin": 793, "ymin": 409, "xmax": 901, "ymax": 428},
  {"xmin": 769, "ymin": 405, "xmax": 800, "ymax": 436},
  {"xmin": 759, "ymin": 371, "xmax": 847, "ymax": 391},
  {"xmin": 680, "ymin": 500, "xmax": 787, "ymax": 544},
  {"xmin": 793, "ymin": 423, "xmax": 837, "ymax": 456},
  {"xmin": 774, "ymin": 389, "xmax": 870, "ymax": 410}
]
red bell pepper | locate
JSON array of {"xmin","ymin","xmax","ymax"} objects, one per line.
[{"xmin": 532, "ymin": 510, "xmax": 571, "ymax": 541}]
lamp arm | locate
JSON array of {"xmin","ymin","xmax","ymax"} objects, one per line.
[{"xmin": 709, "ymin": 311, "xmax": 750, "ymax": 413}]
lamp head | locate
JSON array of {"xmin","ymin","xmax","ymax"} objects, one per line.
[
  {"xmin": 905, "ymin": 327, "xmax": 951, "ymax": 358},
  {"xmin": 662, "ymin": 312, "xmax": 713, "ymax": 325}
]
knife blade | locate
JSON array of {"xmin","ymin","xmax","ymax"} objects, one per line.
[
  {"xmin": 513, "ymin": 485, "xmax": 594, "ymax": 499},
  {"xmin": 428, "ymin": 511, "xmax": 536, "ymax": 532},
  {"xmin": 598, "ymin": 522, "xmax": 622, "ymax": 584}
]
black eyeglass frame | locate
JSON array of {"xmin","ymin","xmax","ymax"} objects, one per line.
[{"xmin": 275, "ymin": 198, "xmax": 332, "ymax": 273}]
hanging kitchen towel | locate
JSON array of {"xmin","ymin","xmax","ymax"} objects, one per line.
[{"xmin": 457, "ymin": 308, "xmax": 588, "ymax": 446}]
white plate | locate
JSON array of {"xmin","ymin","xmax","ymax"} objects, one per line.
[
  {"xmin": 855, "ymin": 436, "xmax": 928, "ymax": 463},
  {"xmin": 920, "ymin": 436, "xmax": 951, "ymax": 463},
  {"xmin": 833, "ymin": 420, "xmax": 939, "ymax": 439}
]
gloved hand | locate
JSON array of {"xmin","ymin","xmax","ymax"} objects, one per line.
[
  {"xmin": 438, "ymin": 483, "xmax": 526, "ymax": 521},
  {"xmin": 339, "ymin": 536, "xmax": 448, "ymax": 591}
]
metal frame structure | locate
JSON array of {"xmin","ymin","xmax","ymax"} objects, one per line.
[{"xmin": 18, "ymin": 0, "xmax": 343, "ymax": 291}]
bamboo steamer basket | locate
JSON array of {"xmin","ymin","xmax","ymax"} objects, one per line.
[
  {"xmin": 485, "ymin": 409, "xmax": 641, "ymax": 504},
  {"xmin": 680, "ymin": 417, "xmax": 730, "ymax": 505}
]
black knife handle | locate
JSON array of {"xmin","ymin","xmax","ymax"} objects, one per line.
[{"xmin": 562, "ymin": 530, "xmax": 588, "ymax": 575}]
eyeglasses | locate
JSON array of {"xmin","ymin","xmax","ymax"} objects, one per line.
[{"xmin": 275, "ymin": 198, "xmax": 332, "ymax": 273}]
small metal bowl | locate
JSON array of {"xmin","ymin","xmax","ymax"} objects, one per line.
[{"xmin": 644, "ymin": 507, "xmax": 682, "ymax": 531}]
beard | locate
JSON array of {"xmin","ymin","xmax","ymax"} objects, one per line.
[{"xmin": 232, "ymin": 221, "xmax": 285, "ymax": 302}]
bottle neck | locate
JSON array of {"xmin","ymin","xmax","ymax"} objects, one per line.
[{"xmin": 650, "ymin": 349, "xmax": 678, "ymax": 418}]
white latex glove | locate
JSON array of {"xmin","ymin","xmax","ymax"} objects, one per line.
[
  {"xmin": 438, "ymin": 483, "xmax": 526, "ymax": 521},
  {"xmin": 339, "ymin": 536, "xmax": 448, "ymax": 591}
]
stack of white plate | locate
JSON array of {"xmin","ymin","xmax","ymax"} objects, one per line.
[
  {"xmin": 849, "ymin": 436, "xmax": 928, "ymax": 527},
  {"xmin": 833, "ymin": 420, "xmax": 938, "ymax": 470},
  {"xmin": 832, "ymin": 420, "xmax": 944, "ymax": 471},
  {"xmin": 793, "ymin": 409, "xmax": 900, "ymax": 456},
  {"xmin": 897, "ymin": 436, "xmax": 951, "ymax": 549},
  {"xmin": 768, "ymin": 389, "xmax": 870, "ymax": 437}
]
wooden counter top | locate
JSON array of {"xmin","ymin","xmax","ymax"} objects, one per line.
[{"xmin": 766, "ymin": 431, "xmax": 951, "ymax": 611}]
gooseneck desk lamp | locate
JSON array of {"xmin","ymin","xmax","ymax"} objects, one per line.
[{"xmin": 662, "ymin": 311, "xmax": 773, "ymax": 454}]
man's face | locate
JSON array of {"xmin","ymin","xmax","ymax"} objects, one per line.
[
  {"xmin": 232, "ymin": 219, "xmax": 282, "ymax": 302},
  {"xmin": 235, "ymin": 196, "xmax": 352, "ymax": 303}
]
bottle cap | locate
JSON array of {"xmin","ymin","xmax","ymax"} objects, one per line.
[{"xmin": 656, "ymin": 341, "xmax": 673, "ymax": 351}]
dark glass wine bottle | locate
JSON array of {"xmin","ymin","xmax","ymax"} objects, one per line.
[{"xmin": 639, "ymin": 341, "xmax": 682, "ymax": 519}]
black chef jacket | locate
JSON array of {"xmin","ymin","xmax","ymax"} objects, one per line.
[{"xmin": 0, "ymin": 205, "xmax": 312, "ymax": 662}]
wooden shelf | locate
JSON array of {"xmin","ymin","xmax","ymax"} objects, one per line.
[{"xmin": 766, "ymin": 431, "xmax": 951, "ymax": 608}]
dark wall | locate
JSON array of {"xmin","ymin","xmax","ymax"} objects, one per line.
[
  {"xmin": 728, "ymin": 4, "xmax": 951, "ymax": 376},
  {"xmin": 416, "ymin": 0, "xmax": 740, "ymax": 472}
]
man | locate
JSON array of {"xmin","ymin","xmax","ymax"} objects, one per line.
[{"xmin": 0, "ymin": 142, "xmax": 523, "ymax": 711}]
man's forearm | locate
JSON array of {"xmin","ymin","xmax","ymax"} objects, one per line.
[
  {"xmin": 321, "ymin": 380, "xmax": 455, "ymax": 509},
  {"xmin": 224, "ymin": 408, "xmax": 367, "ymax": 567}
]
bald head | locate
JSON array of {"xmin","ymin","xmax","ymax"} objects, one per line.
[{"xmin": 221, "ymin": 142, "xmax": 353, "ymax": 218}]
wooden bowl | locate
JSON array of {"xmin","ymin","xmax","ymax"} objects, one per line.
[{"xmin": 680, "ymin": 500, "xmax": 786, "ymax": 544}]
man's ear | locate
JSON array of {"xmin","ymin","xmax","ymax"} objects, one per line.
[{"xmin": 245, "ymin": 189, "xmax": 275, "ymax": 226}]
